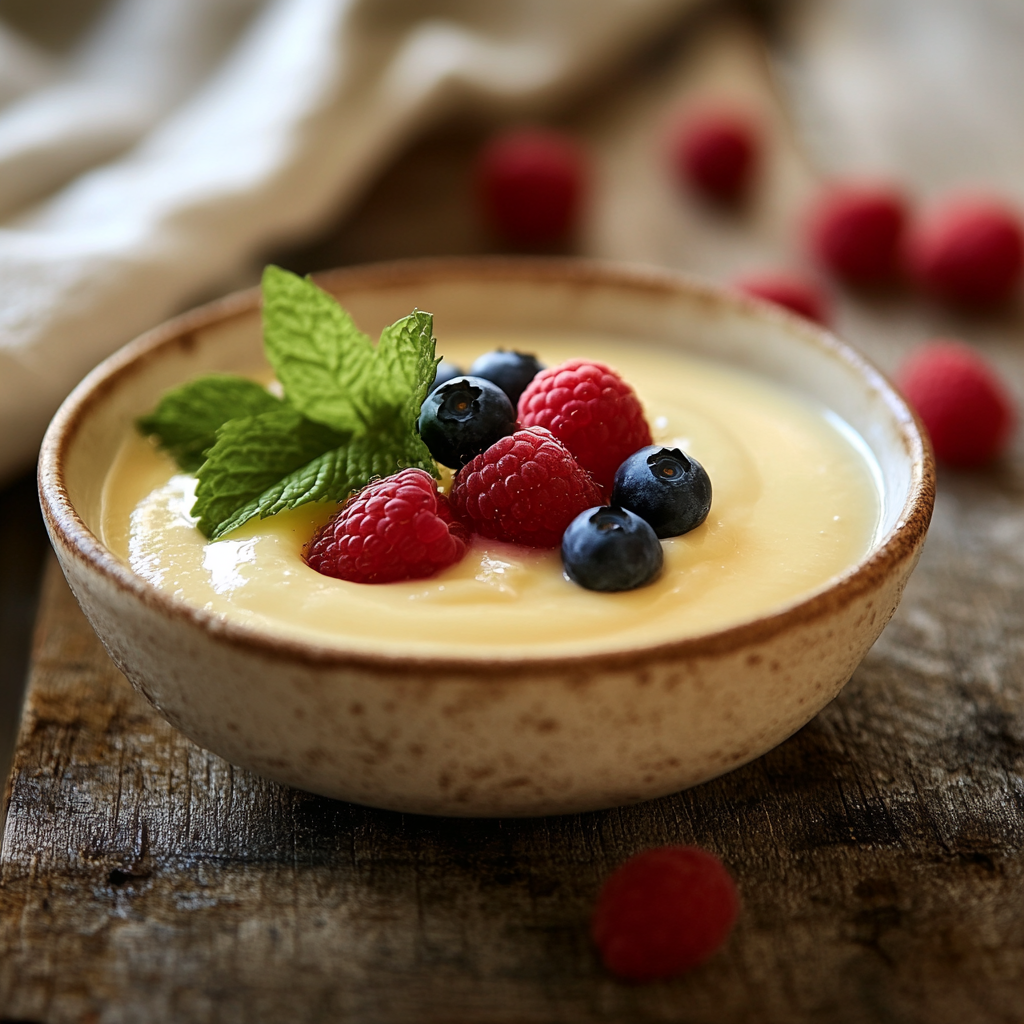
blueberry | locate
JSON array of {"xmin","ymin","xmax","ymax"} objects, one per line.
[
  {"xmin": 430, "ymin": 359, "xmax": 464, "ymax": 393},
  {"xmin": 611, "ymin": 445, "xmax": 712, "ymax": 538},
  {"xmin": 468, "ymin": 349, "xmax": 545, "ymax": 406},
  {"xmin": 417, "ymin": 375, "xmax": 516, "ymax": 468},
  {"xmin": 561, "ymin": 506, "xmax": 663, "ymax": 592}
]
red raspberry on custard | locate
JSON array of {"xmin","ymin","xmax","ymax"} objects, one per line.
[
  {"xmin": 592, "ymin": 846, "xmax": 740, "ymax": 982},
  {"xmin": 807, "ymin": 182, "xmax": 908, "ymax": 286},
  {"xmin": 449, "ymin": 426, "xmax": 603, "ymax": 549},
  {"xmin": 907, "ymin": 196, "xmax": 1024, "ymax": 308},
  {"xmin": 733, "ymin": 270, "xmax": 832, "ymax": 327},
  {"xmin": 517, "ymin": 359, "xmax": 652, "ymax": 494},
  {"xmin": 670, "ymin": 108, "xmax": 760, "ymax": 205},
  {"xmin": 896, "ymin": 341, "xmax": 1016, "ymax": 468},
  {"xmin": 305, "ymin": 468, "xmax": 468, "ymax": 584},
  {"xmin": 476, "ymin": 128, "xmax": 586, "ymax": 246}
]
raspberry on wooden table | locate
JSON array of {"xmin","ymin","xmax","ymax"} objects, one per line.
[
  {"xmin": 907, "ymin": 196, "xmax": 1024, "ymax": 308},
  {"xmin": 476, "ymin": 128, "xmax": 586, "ymax": 246},
  {"xmin": 733, "ymin": 270, "xmax": 832, "ymax": 327},
  {"xmin": 670, "ymin": 108, "xmax": 760, "ymax": 205},
  {"xmin": 517, "ymin": 359, "xmax": 652, "ymax": 494},
  {"xmin": 305, "ymin": 469, "xmax": 468, "ymax": 584},
  {"xmin": 450, "ymin": 426, "xmax": 604, "ymax": 548},
  {"xmin": 807, "ymin": 182, "xmax": 908, "ymax": 286},
  {"xmin": 896, "ymin": 341, "xmax": 1016, "ymax": 468},
  {"xmin": 592, "ymin": 846, "xmax": 740, "ymax": 982}
]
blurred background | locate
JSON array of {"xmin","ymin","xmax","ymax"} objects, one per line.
[{"xmin": 2, "ymin": 0, "xmax": 1024, "ymax": 782}]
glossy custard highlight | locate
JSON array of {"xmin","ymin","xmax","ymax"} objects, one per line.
[{"xmin": 101, "ymin": 335, "xmax": 882, "ymax": 659}]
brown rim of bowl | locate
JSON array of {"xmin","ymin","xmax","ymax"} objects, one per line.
[{"xmin": 38, "ymin": 256, "xmax": 936, "ymax": 677}]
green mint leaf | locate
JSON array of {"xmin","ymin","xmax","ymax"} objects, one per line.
[
  {"xmin": 261, "ymin": 267, "xmax": 439, "ymax": 438},
  {"xmin": 141, "ymin": 266, "xmax": 445, "ymax": 540},
  {"xmin": 373, "ymin": 309, "xmax": 440, "ymax": 429},
  {"xmin": 137, "ymin": 375, "xmax": 281, "ymax": 472},
  {"xmin": 261, "ymin": 265, "xmax": 375, "ymax": 433},
  {"xmin": 193, "ymin": 406, "xmax": 345, "ymax": 538},
  {"xmin": 209, "ymin": 429, "xmax": 438, "ymax": 540}
]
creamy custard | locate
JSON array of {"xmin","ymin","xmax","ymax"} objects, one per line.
[{"xmin": 101, "ymin": 335, "xmax": 882, "ymax": 659}]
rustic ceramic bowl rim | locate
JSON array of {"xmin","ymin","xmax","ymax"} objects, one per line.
[{"xmin": 38, "ymin": 256, "xmax": 935, "ymax": 676}]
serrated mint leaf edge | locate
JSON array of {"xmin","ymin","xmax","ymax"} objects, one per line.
[
  {"xmin": 137, "ymin": 374, "xmax": 283, "ymax": 473},
  {"xmin": 192, "ymin": 407, "xmax": 347, "ymax": 539},
  {"xmin": 261, "ymin": 265, "xmax": 376, "ymax": 434},
  {"xmin": 373, "ymin": 309, "xmax": 439, "ymax": 428},
  {"xmin": 208, "ymin": 431, "xmax": 439, "ymax": 540}
]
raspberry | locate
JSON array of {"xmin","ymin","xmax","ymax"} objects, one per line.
[
  {"xmin": 592, "ymin": 846, "xmax": 740, "ymax": 982},
  {"xmin": 517, "ymin": 359, "xmax": 652, "ymax": 494},
  {"xmin": 907, "ymin": 196, "xmax": 1024, "ymax": 308},
  {"xmin": 304, "ymin": 469, "xmax": 468, "ymax": 583},
  {"xmin": 670, "ymin": 108, "xmax": 760, "ymax": 205},
  {"xmin": 733, "ymin": 271, "xmax": 832, "ymax": 327},
  {"xmin": 449, "ymin": 427, "xmax": 603, "ymax": 548},
  {"xmin": 896, "ymin": 341, "xmax": 1015, "ymax": 468},
  {"xmin": 476, "ymin": 128, "xmax": 586, "ymax": 246},
  {"xmin": 807, "ymin": 183, "xmax": 908, "ymax": 286}
]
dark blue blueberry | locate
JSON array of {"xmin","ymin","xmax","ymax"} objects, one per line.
[
  {"xmin": 417, "ymin": 375, "xmax": 516, "ymax": 469},
  {"xmin": 468, "ymin": 349, "xmax": 545, "ymax": 406},
  {"xmin": 611, "ymin": 445, "xmax": 712, "ymax": 538},
  {"xmin": 430, "ymin": 359, "xmax": 464, "ymax": 393},
  {"xmin": 561, "ymin": 506, "xmax": 663, "ymax": 592}
]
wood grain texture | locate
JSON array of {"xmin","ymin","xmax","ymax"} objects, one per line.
[
  {"xmin": 4, "ymin": 9, "xmax": 1024, "ymax": 1023},
  {"xmin": 0, "ymin": 471, "xmax": 50, "ymax": 785}
]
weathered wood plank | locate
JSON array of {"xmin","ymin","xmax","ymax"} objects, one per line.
[{"xmin": 0, "ymin": 471, "xmax": 50, "ymax": 786}]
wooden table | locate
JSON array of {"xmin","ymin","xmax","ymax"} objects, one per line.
[{"xmin": 3, "ymin": 11, "xmax": 1024, "ymax": 1023}]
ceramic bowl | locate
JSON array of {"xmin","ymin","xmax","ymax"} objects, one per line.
[{"xmin": 38, "ymin": 258, "xmax": 934, "ymax": 817}]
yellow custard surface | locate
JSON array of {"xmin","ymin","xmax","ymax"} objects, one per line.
[{"xmin": 101, "ymin": 335, "xmax": 883, "ymax": 659}]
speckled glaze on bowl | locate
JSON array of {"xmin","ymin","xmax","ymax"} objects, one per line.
[{"xmin": 38, "ymin": 259, "xmax": 934, "ymax": 817}]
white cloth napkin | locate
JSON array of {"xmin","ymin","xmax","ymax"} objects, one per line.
[{"xmin": 0, "ymin": 0, "xmax": 696, "ymax": 483}]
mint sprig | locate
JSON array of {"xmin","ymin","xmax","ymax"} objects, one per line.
[
  {"xmin": 191, "ymin": 407, "xmax": 346, "ymax": 539},
  {"xmin": 137, "ymin": 375, "xmax": 282, "ymax": 473},
  {"xmin": 209, "ymin": 430, "xmax": 431, "ymax": 540},
  {"xmin": 261, "ymin": 265, "xmax": 376, "ymax": 433},
  {"xmin": 138, "ymin": 266, "xmax": 439, "ymax": 540}
]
